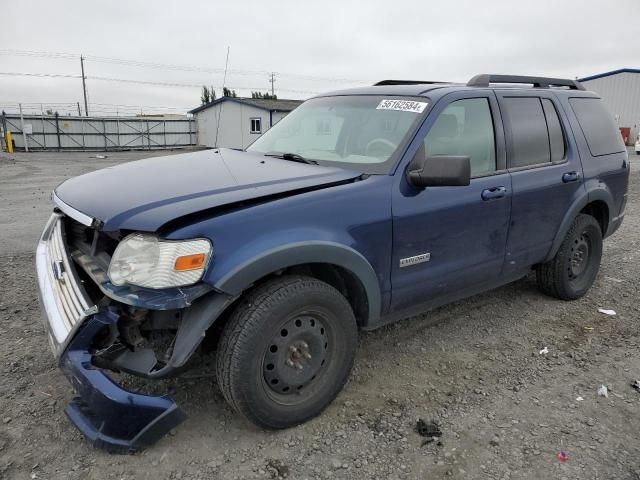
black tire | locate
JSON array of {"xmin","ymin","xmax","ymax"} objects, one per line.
[
  {"xmin": 215, "ymin": 275, "xmax": 358, "ymax": 429},
  {"xmin": 536, "ymin": 214, "xmax": 603, "ymax": 300}
]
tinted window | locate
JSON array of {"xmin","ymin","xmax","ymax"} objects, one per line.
[
  {"xmin": 541, "ymin": 99, "xmax": 565, "ymax": 162},
  {"xmin": 424, "ymin": 98, "xmax": 496, "ymax": 176},
  {"xmin": 569, "ymin": 97, "xmax": 625, "ymax": 157},
  {"xmin": 503, "ymin": 97, "xmax": 549, "ymax": 168}
]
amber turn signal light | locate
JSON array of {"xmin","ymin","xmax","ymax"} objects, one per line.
[{"xmin": 174, "ymin": 253, "xmax": 206, "ymax": 271}]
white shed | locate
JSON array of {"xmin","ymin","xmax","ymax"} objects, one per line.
[
  {"xmin": 578, "ymin": 68, "xmax": 640, "ymax": 144},
  {"xmin": 189, "ymin": 97, "xmax": 303, "ymax": 149}
]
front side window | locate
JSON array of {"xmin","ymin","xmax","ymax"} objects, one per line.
[
  {"xmin": 250, "ymin": 117, "xmax": 262, "ymax": 134},
  {"xmin": 424, "ymin": 98, "xmax": 496, "ymax": 177},
  {"xmin": 247, "ymin": 95, "xmax": 428, "ymax": 173}
]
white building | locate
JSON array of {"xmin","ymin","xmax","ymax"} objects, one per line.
[
  {"xmin": 578, "ymin": 68, "xmax": 640, "ymax": 144},
  {"xmin": 189, "ymin": 97, "xmax": 303, "ymax": 149}
]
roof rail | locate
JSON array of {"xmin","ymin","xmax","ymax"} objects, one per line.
[
  {"xmin": 467, "ymin": 74, "xmax": 585, "ymax": 90},
  {"xmin": 374, "ymin": 80, "xmax": 447, "ymax": 86}
]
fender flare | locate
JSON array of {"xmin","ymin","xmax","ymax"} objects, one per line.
[
  {"xmin": 124, "ymin": 242, "xmax": 381, "ymax": 376},
  {"xmin": 544, "ymin": 188, "xmax": 614, "ymax": 262},
  {"xmin": 214, "ymin": 241, "xmax": 382, "ymax": 325}
]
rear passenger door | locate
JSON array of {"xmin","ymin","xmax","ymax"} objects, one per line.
[{"xmin": 496, "ymin": 91, "xmax": 585, "ymax": 275}]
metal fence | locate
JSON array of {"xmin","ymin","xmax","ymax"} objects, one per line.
[{"xmin": 1, "ymin": 113, "xmax": 197, "ymax": 151}]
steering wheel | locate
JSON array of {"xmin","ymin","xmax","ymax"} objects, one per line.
[{"xmin": 365, "ymin": 138, "xmax": 397, "ymax": 156}]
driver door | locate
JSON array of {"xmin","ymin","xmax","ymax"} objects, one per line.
[{"xmin": 390, "ymin": 91, "xmax": 512, "ymax": 312}]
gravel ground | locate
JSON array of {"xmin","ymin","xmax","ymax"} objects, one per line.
[{"xmin": 0, "ymin": 149, "xmax": 639, "ymax": 480}]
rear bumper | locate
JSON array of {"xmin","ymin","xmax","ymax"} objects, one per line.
[
  {"xmin": 61, "ymin": 313, "xmax": 186, "ymax": 454},
  {"xmin": 36, "ymin": 213, "xmax": 185, "ymax": 453}
]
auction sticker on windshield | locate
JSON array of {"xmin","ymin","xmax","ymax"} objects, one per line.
[{"xmin": 376, "ymin": 99, "xmax": 428, "ymax": 113}]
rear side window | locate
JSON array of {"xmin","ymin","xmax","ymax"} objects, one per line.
[
  {"xmin": 541, "ymin": 99, "xmax": 565, "ymax": 162},
  {"xmin": 503, "ymin": 97, "xmax": 550, "ymax": 168},
  {"xmin": 569, "ymin": 97, "xmax": 625, "ymax": 157}
]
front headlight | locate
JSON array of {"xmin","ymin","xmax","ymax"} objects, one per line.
[{"xmin": 108, "ymin": 233, "xmax": 212, "ymax": 288}]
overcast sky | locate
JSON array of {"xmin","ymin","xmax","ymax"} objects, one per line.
[{"xmin": 0, "ymin": 0, "xmax": 638, "ymax": 115}]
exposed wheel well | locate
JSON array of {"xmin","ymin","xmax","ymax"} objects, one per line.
[
  {"xmin": 201, "ymin": 263, "xmax": 369, "ymax": 354},
  {"xmin": 580, "ymin": 200, "xmax": 609, "ymax": 236},
  {"xmin": 278, "ymin": 263, "xmax": 369, "ymax": 326}
]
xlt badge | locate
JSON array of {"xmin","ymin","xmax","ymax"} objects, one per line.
[{"xmin": 399, "ymin": 253, "xmax": 431, "ymax": 268}]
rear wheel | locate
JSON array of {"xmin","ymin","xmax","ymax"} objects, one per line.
[
  {"xmin": 536, "ymin": 214, "xmax": 603, "ymax": 300},
  {"xmin": 216, "ymin": 275, "xmax": 358, "ymax": 429}
]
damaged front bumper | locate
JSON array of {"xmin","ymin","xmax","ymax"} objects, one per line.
[
  {"xmin": 61, "ymin": 313, "xmax": 186, "ymax": 454},
  {"xmin": 36, "ymin": 213, "xmax": 186, "ymax": 453}
]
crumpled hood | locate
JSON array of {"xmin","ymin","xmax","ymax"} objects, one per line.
[{"xmin": 54, "ymin": 148, "xmax": 362, "ymax": 232}]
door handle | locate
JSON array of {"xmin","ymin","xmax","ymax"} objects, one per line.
[
  {"xmin": 562, "ymin": 171, "xmax": 580, "ymax": 183},
  {"xmin": 481, "ymin": 186, "xmax": 506, "ymax": 201}
]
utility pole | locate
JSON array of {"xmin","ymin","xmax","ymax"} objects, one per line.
[
  {"xmin": 269, "ymin": 72, "xmax": 276, "ymax": 96},
  {"xmin": 80, "ymin": 55, "xmax": 89, "ymax": 116},
  {"xmin": 77, "ymin": 102, "xmax": 81, "ymax": 116}
]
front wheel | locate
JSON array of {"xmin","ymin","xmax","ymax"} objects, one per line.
[
  {"xmin": 215, "ymin": 275, "xmax": 358, "ymax": 429},
  {"xmin": 536, "ymin": 214, "xmax": 603, "ymax": 300}
]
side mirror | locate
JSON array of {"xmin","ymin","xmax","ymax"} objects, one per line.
[{"xmin": 407, "ymin": 154, "xmax": 471, "ymax": 188}]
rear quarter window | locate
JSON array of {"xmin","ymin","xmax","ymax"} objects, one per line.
[{"xmin": 569, "ymin": 97, "xmax": 625, "ymax": 157}]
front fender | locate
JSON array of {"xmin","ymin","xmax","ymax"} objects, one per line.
[{"xmin": 214, "ymin": 241, "xmax": 382, "ymax": 325}]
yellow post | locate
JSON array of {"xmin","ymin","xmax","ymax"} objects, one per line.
[{"xmin": 6, "ymin": 130, "xmax": 13, "ymax": 153}]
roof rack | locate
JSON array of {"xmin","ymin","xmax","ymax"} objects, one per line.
[
  {"xmin": 374, "ymin": 80, "xmax": 447, "ymax": 86},
  {"xmin": 467, "ymin": 74, "xmax": 585, "ymax": 90}
]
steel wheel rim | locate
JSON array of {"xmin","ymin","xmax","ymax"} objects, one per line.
[
  {"xmin": 261, "ymin": 311, "xmax": 331, "ymax": 405},
  {"xmin": 568, "ymin": 231, "xmax": 592, "ymax": 279}
]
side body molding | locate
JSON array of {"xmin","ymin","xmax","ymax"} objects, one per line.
[
  {"xmin": 214, "ymin": 241, "xmax": 382, "ymax": 325},
  {"xmin": 544, "ymin": 184, "xmax": 614, "ymax": 263}
]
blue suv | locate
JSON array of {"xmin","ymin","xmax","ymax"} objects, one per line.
[{"xmin": 36, "ymin": 74, "xmax": 629, "ymax": 452}]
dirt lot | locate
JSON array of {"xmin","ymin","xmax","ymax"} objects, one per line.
[{"xmin": 1, "ymin": 149, "xmax": 639, "ymax": 480}]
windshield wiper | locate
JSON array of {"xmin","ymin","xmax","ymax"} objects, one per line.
[{"xmin": 264, "ymin": 152, "xmax": 318, "ymax": 165}]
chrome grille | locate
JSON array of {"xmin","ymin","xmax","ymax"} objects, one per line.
[{"xmin": 36, "ymin": 213, "xmax": 97, "ymax": 356}]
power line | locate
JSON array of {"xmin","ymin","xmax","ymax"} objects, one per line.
[
  {"xmin": 0, "ymin": 50, "xmax": 77, "ymax": 59},
  {"xmin": 0, "ymin": 49, "xmax": 370, "ymax": 84},
  {"xmin": 91, "ymin": 75, "xmax": 203, "ymax": 88},
  {"xmin": 1, "ymin": 101, "xmax": 79, "ymax": 105},
  {"xmin": 0, "ymin": 72, "xmax": 80, "ymax": 79},
  {"xmin": 0, "ymin": 71, "xmax": 321, "ymax": 94},
  {"xmin": 0, "ymin": 100, "xmax": 192, "ymax": 109},
  {"xmin": 91, "ymin": 102, "xmax": 192, "ymax": 110},
  {"xmin": 1, "ymin": 101, "xmax": 195, "ymax": 112}
]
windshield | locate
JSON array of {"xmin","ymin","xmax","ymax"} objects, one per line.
[{"xmin": 247, "ymin": 95, "xmax": 429, "ymax": 173}]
